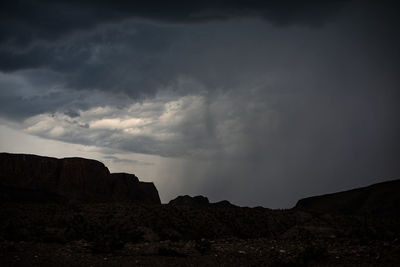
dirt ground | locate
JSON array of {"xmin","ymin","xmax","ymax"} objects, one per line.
[{"xmin": 1, "ymin": 203, "xmax": 399, "ymax": 266}]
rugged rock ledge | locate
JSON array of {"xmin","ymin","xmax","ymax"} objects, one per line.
[{"xmin": 0, "ymin": 153, "xmax": 160, "ymax": 204}]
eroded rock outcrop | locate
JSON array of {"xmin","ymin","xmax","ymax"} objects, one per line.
[
  {"xmin": 168, "ymin": 195, "xmax": 237, "ymax": 207},
  {"xmin": 168, "ymin": 195, "xmax": 210, "ymax": 206},
  {"xmin": 0, "ymin": 152, "xmax": 160, "ymax": 204},
  {"xmin": 110, "ymin": 173, "xmax": 161, "ymax": 204}
]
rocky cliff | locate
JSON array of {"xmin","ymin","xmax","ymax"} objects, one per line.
[
  {"xmin": 110, "ymin": 173, "xmax": 160, "ymax": 204},
  {"xmin": 0, "ymin": 153, "xmax": 160, "ymax": 204}
]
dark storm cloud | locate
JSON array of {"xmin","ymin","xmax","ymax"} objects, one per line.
[
  {"xmin": 0, "ymin": 67, "xmax": 135, "ymax": 121},
  {"xmin": 0, "ymin": 0, "xmax": 349, "ymax": 75},
  {"xmin": 0, "ymin": 0, "xmax": 345, "ymax": 48},
  {"xmin": 173, "ymin": 87, "xmax": 400, "ymax": 207}
]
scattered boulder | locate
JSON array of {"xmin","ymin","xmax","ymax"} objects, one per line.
[{"xmin": 0, "ymin": 152, "xmax": 160, "ymax": 204}]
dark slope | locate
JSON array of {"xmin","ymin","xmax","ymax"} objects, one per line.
[{"xmin": 295, "ymin": 179, "xmax": 400, "ymax": 216}]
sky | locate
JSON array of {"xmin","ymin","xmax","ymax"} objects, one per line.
[{"xmin": 0, "ymin": 1, "xmax": 399, "ymax": 208}]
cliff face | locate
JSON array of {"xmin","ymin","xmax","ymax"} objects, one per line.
[
  {"xmin": 110, "ymin": 173, "xmax": 161, "ymax": 204},
  {"xmin": 0, "ymin": 153, "xmax": 160, "ymax": 204}
]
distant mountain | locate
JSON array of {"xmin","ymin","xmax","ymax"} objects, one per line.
[
  {"xmin": 295, "ymin": 179, "xmax": 400, "ymax": 217},
  {"xmin": 0, "ymin": 152, "xmax": 160, "ymax": 204}
]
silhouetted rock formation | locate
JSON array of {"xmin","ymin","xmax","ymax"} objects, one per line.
[
  {"xmin": 168, "ymin": 195, "xmax": 237, "ymax": 207},
  {"xmin": 295, "ymin": 179, "xmax": 400, "ymax": 217},
  {"xmin": 168, "ymin": 195, "xmax": 210, "ymax": 206},
  {"xmin": 212, "ymin": 200, "xmax": 237, "ymax": 208},
  {"xmin": 110, "ymin": 173, "xmax": 160, "ymax": 204},
  {"xmin": 0, "ymin": 153, "xmax": 160, "ymax": 204}
]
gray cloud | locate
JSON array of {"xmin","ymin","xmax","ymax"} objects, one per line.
[
  {"xmin": 0, "ymin": 1, "xmax": 346, "ymax": 49},
  {"xmin": 103, "ymin": 155, "xmax": 154, "ymax": 166}
]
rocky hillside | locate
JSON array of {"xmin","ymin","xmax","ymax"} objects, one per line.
[
  {"xmin": 1, "ymin": 202, "xmax": 399, "ymax": 266},
  {"xmin": 0, "ymin": 153, "xmax": 399, "ymax": 266},
  {"xmin": 0, "ymin": 153, "xmax": 160, "ymax": 204},
  {"xmin": 295, "ymin": 179, "xmax": 400, "ymax": 216}
]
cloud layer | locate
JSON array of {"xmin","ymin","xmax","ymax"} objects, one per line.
[{"xmin": 0, "ymin": 1, "xmax": 345, "ymax": 48}]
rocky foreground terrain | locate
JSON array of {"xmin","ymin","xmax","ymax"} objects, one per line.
[{"xmin": 0, "ymin": 153, "xmax": 399, "ymax": 266}]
